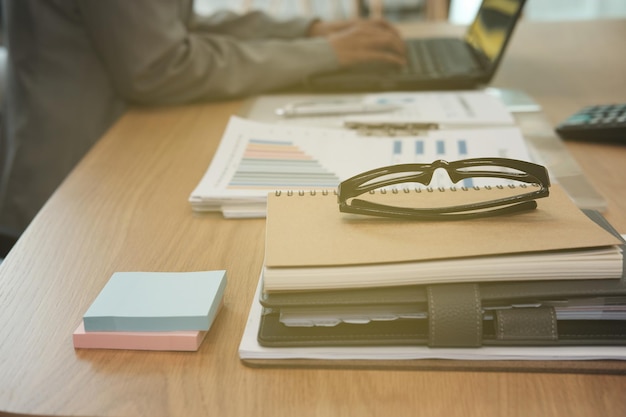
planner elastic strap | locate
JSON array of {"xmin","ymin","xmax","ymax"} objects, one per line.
[{"xmin": 427, "ymin": 283, "xmax": 483, "ymax": 347}]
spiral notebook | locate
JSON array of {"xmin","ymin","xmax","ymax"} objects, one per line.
[{"xmin": 262, "ymin": 184, "xmax": 623, "ymax": 293}]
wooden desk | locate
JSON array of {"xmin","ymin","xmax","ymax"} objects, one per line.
[{"xmin": 1, "ymin": 19, "xmax": 625, "ymax": 417}]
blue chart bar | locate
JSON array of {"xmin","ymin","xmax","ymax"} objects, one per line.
[
  {"xmin": 457, "ymin": 140, "xmax": 468, "ymax": 156},
  {"xmin": 393, "ymin": 140, "xmax": 402, "ymax": 155},
  {"xmin": 463, "ymin": 177, "xmax": 475, "ymax": 188},
  {"xmin": 415, "ymin": 140, "xmax": 424, "ymax": 156},
  {"xmin": 436, "ymin": 140, "xmax": 445, "ymax": 155},
  {"xmin": 456, "ymin": 139, "xmax": 473, "ymax": 187},
  {"xmin": 250, "ymin": 138, "xmax": 292, "ymax": 146}
]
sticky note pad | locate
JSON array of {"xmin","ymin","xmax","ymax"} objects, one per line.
[
  {"xmin": 73, "ymin": 321, "xmax": 208, "ymax": 351},
  {"xmin": 83, "ymin": 270, "xmax": 227, "ymax": 332}
]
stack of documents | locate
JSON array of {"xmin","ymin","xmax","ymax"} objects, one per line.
[
  {"xmin": 188, "ymin": 89, "xmax": 626, "ymax": 364},
  {"xmin": 189, "ymin": 91, "xmax": 527, "ymax": 218},
  {"xmin": 238, "ymin": 185, "xmax": 626, "ymax": 363}
]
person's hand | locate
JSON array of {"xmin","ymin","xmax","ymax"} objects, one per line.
[
  {"xmin": 308, "ymin": 19, "xmax": 354, "ymax": 37},
  {"xmin": 310, "ymin": 19, "xmax": 407, "ymax": 68}
]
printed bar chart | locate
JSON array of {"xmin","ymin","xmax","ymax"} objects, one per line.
[{"xmin": 229, "ymin": 139, "xmax": 340, "ymax": 189}]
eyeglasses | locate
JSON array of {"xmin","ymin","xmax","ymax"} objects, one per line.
[{"xmin": 337, "ymin": 158, "xmax": 550, "ymax": 220}]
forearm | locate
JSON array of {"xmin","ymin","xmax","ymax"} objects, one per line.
[
  {"xmin": 190, "ymin": 9, "xmax": 316, "ymax": 40},
  {"xmin": 79, "ymin": 1, "xmax": 337, "ymax": 104},
  {"xmin": 121, "ymin": 36, "xmax": 338, "ymax": 104}
]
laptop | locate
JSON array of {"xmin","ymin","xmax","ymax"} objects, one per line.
[{"xmin": 304, "ymin": 0, "xmax": 527, "ymax": 92}]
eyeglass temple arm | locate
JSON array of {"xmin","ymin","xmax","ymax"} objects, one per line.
[{"xmin": 342, "ymin": 199, "xmax": 539, "ymax": 220}]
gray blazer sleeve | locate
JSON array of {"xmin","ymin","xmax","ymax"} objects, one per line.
[
  {"xmin": 190, "ymin": 9, "xmax": 317, "ymax": 40},
  {"xmin": 78, "ymin": 1, "xmax": 339, "ymax": 104}
]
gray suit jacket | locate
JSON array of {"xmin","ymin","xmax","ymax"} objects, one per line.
[{"xmin": 0, "ymin": 0, "xmax": 338, "ymax": 236}]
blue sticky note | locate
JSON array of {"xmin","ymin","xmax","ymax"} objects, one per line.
[{"xmin": 83, "ymin": 271, "xmax": 227, "ymax": 332}]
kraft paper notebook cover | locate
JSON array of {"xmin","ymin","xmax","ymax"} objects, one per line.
[{"xmin": 263, "ymin": 184, "xmax": 622, "ymax": 292}]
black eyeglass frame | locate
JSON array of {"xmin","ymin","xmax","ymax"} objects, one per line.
[{"xmin": 337, "ymin": 158, "xmax": 551, "ymax": 220}]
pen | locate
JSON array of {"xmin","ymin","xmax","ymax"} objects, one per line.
[
  {"xmin": 275, "ymin": 101, "xmax": 399, "ymax": 117},
  {"xmin": 344, "ymin": 121, "xmax": 439, "ymax": 130},
  {"xmin": 344, "ymin": 121, "xmax": 440, "ymax": 136}
]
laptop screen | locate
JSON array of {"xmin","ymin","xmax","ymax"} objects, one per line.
[{"xmin": 464, "ymin": 0, "xmax": 526, "ymax": 71}]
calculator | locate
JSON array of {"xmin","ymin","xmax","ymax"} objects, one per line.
[{"xmin": 555, "ymin": 103, "xmax": 626, "ymax": 142}]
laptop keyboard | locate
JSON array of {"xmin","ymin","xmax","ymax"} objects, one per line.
[{"xmin": 405, "ymin": 38, "xmax": 480, "ymax": 76}]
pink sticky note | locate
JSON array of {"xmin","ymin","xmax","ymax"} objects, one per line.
[{"xmin": 73, "ymin": 321, "xmax": 207, "ymax": 351}]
